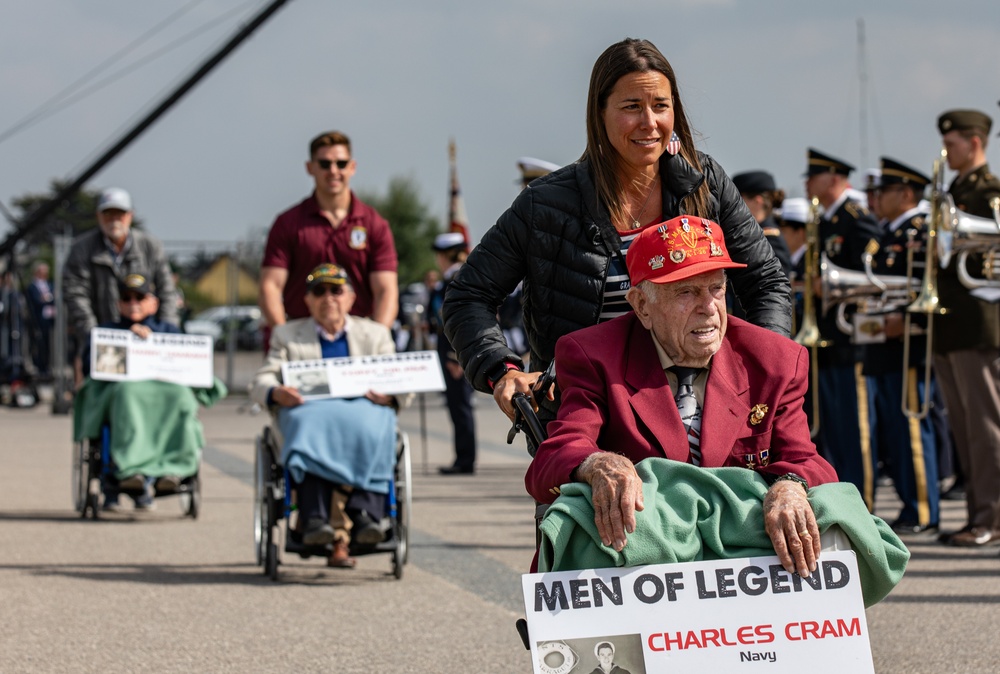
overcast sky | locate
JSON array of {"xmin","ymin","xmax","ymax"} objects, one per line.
[{"xmin": 2, "ymin": 0, "xmax": 999, "ymax": 256}]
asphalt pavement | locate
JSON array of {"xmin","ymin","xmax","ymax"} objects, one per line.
[{"xmin": 0, "ymin": 370, "xmax": 998, "ymax": 672}]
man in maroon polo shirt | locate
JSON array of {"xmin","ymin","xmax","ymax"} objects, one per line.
[{"xmin": 260, "ymin": 131, "xmax": 399, "ymax": 336}]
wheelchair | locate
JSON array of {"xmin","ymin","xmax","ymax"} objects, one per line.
[
  {"xmin": 253, "ymin": 424, "xmax": 412, "ymax": 581},
  {"xmin": 72, "ymin": 424, "xmax": 201, "ymax": 520}
]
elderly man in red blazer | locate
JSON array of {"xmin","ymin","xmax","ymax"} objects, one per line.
[{"xmin": 525, "ymin": 215, "xmax": 838, "ymax": 578}]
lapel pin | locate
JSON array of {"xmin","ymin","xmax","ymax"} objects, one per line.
[{"xmin": 749, "ymin": 403, "xmax": 768, "ymax": 426}]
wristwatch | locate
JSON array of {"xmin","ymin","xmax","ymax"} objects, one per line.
[
  {"xmin": 485, "ymin": 360, "xmax": 519, "ymax": 388},
  {"xmin": 771, "ymin": 472, "xmax": 809, "ymax": 492}
]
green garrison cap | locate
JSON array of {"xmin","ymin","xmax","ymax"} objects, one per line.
[{"xmin": 937, "ymin": 109, "xmax": 992, "ymax": 136}]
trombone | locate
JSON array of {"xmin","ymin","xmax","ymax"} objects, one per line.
[
  {"xmin": 901, "ymin": 150, "xmax": 949, "ymax": 420},
  {"xmin": 793, "ymin": 196, "xmax": 828, "ymax": 437}
]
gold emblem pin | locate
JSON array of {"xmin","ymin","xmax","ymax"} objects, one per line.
[
  {"xmin": 749, "ymin": 403, "xmax": 768, "ymax": 425},
  {"xmin": 670, "ymin": 249, "xmax": 686, "ymax": 263}
]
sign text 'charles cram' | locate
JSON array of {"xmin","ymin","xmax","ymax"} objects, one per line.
[{"xmin": 521, "ymin": 551, "xmax": 873, "ymax": 673}]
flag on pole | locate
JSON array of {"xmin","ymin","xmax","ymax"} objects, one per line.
[{"xmin": 448, "ymin": 139, "xmax": 471, "ymax": 251}]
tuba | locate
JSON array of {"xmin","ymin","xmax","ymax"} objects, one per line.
[
  {"xmin": 937, "ymin": 194, "xmax": 1000, "ymax": 288},
  {"xmin": 793, "ymin": 197, "xmax": 828, "ymax": 437},
  {"xmin": 900, "ymin": 150, "xmax": 949, "ymax": 420}
]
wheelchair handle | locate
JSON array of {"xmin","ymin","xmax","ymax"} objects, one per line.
[{"xmin": 506, "ymin": 392, "xmax": 547, "ymax": 451}]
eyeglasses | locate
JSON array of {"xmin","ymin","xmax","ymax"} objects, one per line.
[
  {"xmin": 316, "ymin": 158, "xmax": 350, "ymax": 171},
  {"xmin": 120, "ymin": 293, "xmax": 147, "ymax": 303},
  {"xmin": 310, "ymin": 284, "xmax": 346, "ymax": 297}
]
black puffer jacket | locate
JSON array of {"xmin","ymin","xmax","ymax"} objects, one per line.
[{"xmin": 442, "ymin": 151, "xmax": 791, "ymax": 397}]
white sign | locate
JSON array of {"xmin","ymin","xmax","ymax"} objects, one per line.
[
  {"xmin": 522, "ymin": 551, "xmax": 873, "ymax": 674},
  {"xmin": 280, "ymin": 350, "xmax": 446, "ymax": 399},
  {"xmin": 90, "ymin": 328, "xmax": 214, "ymax": 388}
]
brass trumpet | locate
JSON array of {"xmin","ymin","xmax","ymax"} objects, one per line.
[
  {"xmin": 793, "ymin": 196, "xmax": 828, "ymax": 437},
  {"xmin": 901, "ymin": 151, "xmax": 949, "ymax": 420}
]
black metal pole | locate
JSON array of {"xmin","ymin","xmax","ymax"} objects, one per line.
[{"xmin": 0, "ymin": 0, "xmax": 292, "ymax": 257}]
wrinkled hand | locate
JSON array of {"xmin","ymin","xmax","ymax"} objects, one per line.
[
  {"xmin": 365, "ymin": 390, "xmax": 394, "ymax": 407},
  {"xmin": 763, "ymin": 480, "xmax": 820, "ymax": 577},
  {"xmin": 129, "ymin": 324, "xmax": 152, "ymax": 339},
  {"xmin": 576, "ymin": 453, "xmax": 645, "ymax": 552},
  {"xmin": 271, "ymin": 385, "xmax": 305, "ymax": 408}
]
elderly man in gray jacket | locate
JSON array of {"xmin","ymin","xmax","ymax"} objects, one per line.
[{"xmin": 64, "ymin": 187, "xmax": 178, "ymax": 355}]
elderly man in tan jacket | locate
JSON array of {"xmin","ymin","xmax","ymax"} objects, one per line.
[{"xmin": 252, "ymin": 263, "xmax": 405, "ymax": 568}]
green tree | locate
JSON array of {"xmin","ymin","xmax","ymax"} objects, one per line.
[{"xmin": 358, "ymin": 175, "xmax": 439, "ymax": 287}]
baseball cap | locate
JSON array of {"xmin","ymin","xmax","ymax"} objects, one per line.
[
  {"xmin": 97, "ymin": 187, "xmax": 132, "ymax": 212},
  {"xmin": 117, "ymin": 273, "xmax": 152, "ymax": 297},
  {"xmin": 305, "ymin": 263, "xmax": 350, "ymax": 290},
  {"xmin": 626, "ymin": 215, "xmax": 746, "ymax": 286}
]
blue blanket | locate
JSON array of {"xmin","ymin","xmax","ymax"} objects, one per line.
[{"xmin": 278, "ymin": 398, "xmax": 396, "ymax": 494}]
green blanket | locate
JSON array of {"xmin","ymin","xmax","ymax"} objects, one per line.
[
  {"xmin": 538, "ymin": 458, "xmax": 909, "ymax": 608},
  {"xmin": 73, "ymin": 378, "xmax": 227, "ymax": 479}
]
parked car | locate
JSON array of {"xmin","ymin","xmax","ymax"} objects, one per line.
[{"xmin": 184, "ymin": 305, "xmax": 262, "ymax": 351}]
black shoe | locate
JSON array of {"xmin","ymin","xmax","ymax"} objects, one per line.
[
  {"xmin": 941, "ymin": 483, "xmax": 966, "ymax": 501},
  {"xmin": 302, "ymin": 518, "xmax": 335, "ymax": 546},
  {"xmin": 351, "ymin": 511, "xmax": 384, "ymax": 545},
  {"xmin": 938, "ymin": 524, "xmax": 973, "ymax": 544},
  {"xmin": 890, "ymin": 519, "xmax": 939, "ymax": 536},
  {"xmin": 438, "ymin": 465, "xmax": 475, "ymax": 475}
]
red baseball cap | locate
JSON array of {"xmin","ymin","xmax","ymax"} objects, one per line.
[{"xmin": 626, "ymin": 215, "xmax": 746, "ymax": 285}]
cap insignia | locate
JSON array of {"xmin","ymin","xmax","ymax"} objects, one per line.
[
  {"xmin": 710, "ymin": 242, "xmax": 723, "ymax": 257},
  {"xmin": 680, "ymin": 217, "xmax": 691, "ymax": 233},
  {"xmin": 649, "ymin": 254, "xmax": 665, "ymax": 270},
  {"xmin": 669, "ymin": 249, "xmax": 686, "ymax": 264}
]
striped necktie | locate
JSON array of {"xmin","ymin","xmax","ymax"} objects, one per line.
[{"xmin": 669, "ymin": 366, "xmax": 703, "ymax": 466}]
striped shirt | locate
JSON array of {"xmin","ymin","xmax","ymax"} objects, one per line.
[{"xmin": 599, "ymin": 221, "xmax": 658, "ymax": 322}]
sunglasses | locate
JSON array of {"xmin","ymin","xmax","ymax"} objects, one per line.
[
  {"xmin": 120, "ymin": 293, "xmax": 148, "ymax": 303},
  {"xmin": 310, "ymin": 284, "xmax": 346, "ymax": 297},
  {"xmin": 316, "ymin": 158, "xmax": 350, "ymax": 171}
]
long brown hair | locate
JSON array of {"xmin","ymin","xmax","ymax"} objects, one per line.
[{"xmin": 581, "ymin": 38, "xmax": 711, "ymax": 224}]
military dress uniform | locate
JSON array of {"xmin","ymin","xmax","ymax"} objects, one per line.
[
  {"xmin": 932, "ymin": 110, "xmax": 1000, "ymax": 545},
  {"xmin": 807, "ymin": 149, "xmax": 882, "ymax": 504},
  {"xmin": 862, "ymin": 157, "xmax": 939, "ymax": 531}
]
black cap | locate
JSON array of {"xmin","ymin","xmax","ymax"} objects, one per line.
[
  {"xmin": 732, "ymin": 170, "xmax": 776, "ymax": 195},
  {"xmin": 118, "ymin": 273, "xmax": 152, "ymax": 297},
  {"xmin": 937, "ymin": 109, "xmax": 992, "ymax": 136},
  {"xmin": 806, "ymin": 148, "xmax": 854, "ymax": 177},
  {"xmin": 879, "ymin": 157, "xmax": 931, "ymax": 189}
]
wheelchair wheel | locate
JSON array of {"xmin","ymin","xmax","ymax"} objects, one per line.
[
  {"xmin": 72, "ymin": 441, "xmax": 88, "ymax": 514},
  {"xmin": 265, "ymin": 540, "xmax": 279, "ymax": 581},
  {"xmin": 253, "ymin": 434, "xmax": 269, "ymax": 566},
  {"xmin": 183, "ymin": 476, "xmax": 201, "ymax": 519},
  {"xmin": 392, "ymin": 546, "xmax": 404, "ymax": 580},
  {"xmin": 86, "ymin": 475, "xmax": 101, "ymax": 521},
  {"xmin": 397, "ymin": 431, "xmax": 412, "ymax": 565}
]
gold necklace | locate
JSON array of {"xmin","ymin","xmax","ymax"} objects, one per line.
[{"xmin": 627, "ymin": 178, "xmax": 658, "ymax": 230}]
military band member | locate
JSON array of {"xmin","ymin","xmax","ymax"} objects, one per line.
[
  {"xmin": 804, "ymin": 148, "xmax": 882, "ymax": 506},
  {"xmin": 729, "ymin": 171, "xmax": 793, "ymax": 322},
  {"xmin": 934, "ymin": 109, "xmax": 1000, "ymax": 547},
  {"xmin": 863, "ymin": 157, "xmax": 939, "ymax": 534},
  {"xmin": 862, "ymin": 168, "xmax": 883, "ymax": 222}
]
